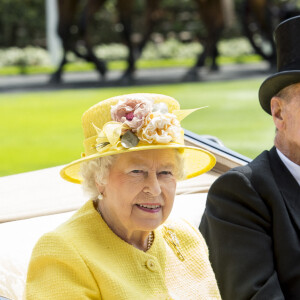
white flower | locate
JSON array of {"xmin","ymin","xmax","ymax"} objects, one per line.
[{"xmin": 138, "ymin": 112, "xmax": 181, "ymax": 144}]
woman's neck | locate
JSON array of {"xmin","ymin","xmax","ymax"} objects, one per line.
[
  {"xmin": 95, "ymin": 202, "xmax": 152, "ymax": 251},
  {"xmin": 126, "ymin": 231, "xmax": 152, "ymax": 251}
]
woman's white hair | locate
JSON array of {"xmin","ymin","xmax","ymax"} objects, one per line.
[
  {"xmin": 80, "ymin": 155, "xmax": 117, "ymax": 199},
  {"xmin": 80, "ymin": 150, "xmax": 185, "ymax": 199}
]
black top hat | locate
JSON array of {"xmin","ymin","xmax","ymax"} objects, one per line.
[{"xmin": 259, "ymin": 15, "xmax": 300, "ymax": 114}]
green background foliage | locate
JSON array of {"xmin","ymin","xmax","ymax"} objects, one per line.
[{"xmin": 0, "ymin": 0, "xmax": 46, "ymax": 47}]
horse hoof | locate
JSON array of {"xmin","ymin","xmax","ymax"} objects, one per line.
[
  {"xmin": 182, "ymin": 69, "xmax": 200, "ymax": 82},
  {"xmin": 49, "ymin": 74, "xmax": 62, "ymax": 84},
  {"xmin": 210, "ymin": 65, "xmax": 220, "ymax": 72},
  {"xmin": 96, "ymin": 61, "xmax": 107, "ymax": 79},
  {"xmin": 100, "ymin": 64, "xmax": 107, "ymax": 77},
  {"xmin": 118, "ymin": 72, "xmax": 135, "ymax": 85}
]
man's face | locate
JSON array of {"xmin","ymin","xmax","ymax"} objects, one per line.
[
  {"xmin": 272, "ymin": 83, "xmax": 300, "ymax": 164},
  {"xmin": 282, "ymin": 88, "xmax": 300, "ymax": 154}
]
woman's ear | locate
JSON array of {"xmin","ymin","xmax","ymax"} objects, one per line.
[
  {"xmin": 95, "ymin": 180, "xmax": 105, "ymax": 194},
  {"xmin": 271, "ymin": 97, "xmax": 285, "ymax": 131}
]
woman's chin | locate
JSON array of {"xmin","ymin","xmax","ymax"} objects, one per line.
[{"xmin": 132, "ymin": 215, "xmax": 168, "ymax": 232}]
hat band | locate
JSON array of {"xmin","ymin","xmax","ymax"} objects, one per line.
[
  {"xmin": 278, "ymin": 60, "xmax": 300, "ymax": 72},
  {"xmin": 82, "ymin": 134, "xmax": 186, "ymax": 158}
]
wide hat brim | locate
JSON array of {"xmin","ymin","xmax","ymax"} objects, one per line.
[
  {"xmin": 60, "ymin": 143, "xmax": 216, "ymax": 184},
  {"xmin": 259, "ymin": 71, "xmax": 300, "ymax": 114}
]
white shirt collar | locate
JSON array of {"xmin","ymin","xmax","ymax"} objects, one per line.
[{"xmin": 276, "ymin": 148, "xmax": 300, "ymax": 186}]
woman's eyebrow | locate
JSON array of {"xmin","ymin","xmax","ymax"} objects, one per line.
[
  {"xmin": 126, "ymin": 162, "xmax": 175, "ymax": 169},
  {"xmin": 125, "ymin": 162, "xmax": 146, "ymax": 169},
  {"xmin": 158, "ymin": 163, "xmax": 176, "ymax": 170}
]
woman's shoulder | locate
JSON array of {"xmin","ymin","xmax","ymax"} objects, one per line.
[
  {"xmin": 32, "ymin": 201, "xmax": 97, "ymax": 253},
  {"xmin": 57, "ymin": 200, "xmax": 96, "ymax": 228}
]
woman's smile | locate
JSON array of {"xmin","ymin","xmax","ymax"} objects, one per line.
[{"xmin": 135, "ymin": 203, "xmax": 162, "ymax": 213}]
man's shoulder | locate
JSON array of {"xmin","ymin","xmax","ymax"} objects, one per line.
[
  {"xmin": 219, "ymin": 149, "xmax": 270, "ymax": 177},
  {"xmin": 205, "ymin": 149, "xmax": 279, "ymax": 218},
  {"xmin": 233, "ymin": 148, "xmax": 272, "ymax": 174},
  {"xmin": 211, "ymin": 148, "xmax": 275, "ymax": 191}
]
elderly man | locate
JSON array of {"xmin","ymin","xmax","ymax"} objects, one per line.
[{"xmin": 200, "ymin": 15, "xmax": 300, "ymax": 300}]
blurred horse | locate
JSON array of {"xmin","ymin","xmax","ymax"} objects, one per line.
[
  {"xmin": 50, "ymin": 0, "xmax": 107, "ymax": 83},
  {"xmin": 187, "ymin": 0, "xmax": 235, "ymax": 79},
  {"xmin": 50, "ymin": 0, "xmax": 235, "ymax": 83},
  {"xmin": 243, "ymin": 0, "xmax": 300, "ymax": 63}
]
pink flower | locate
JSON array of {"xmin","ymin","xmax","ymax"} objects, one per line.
[{"xmin": 111, "ymin": 96, "xmax": 153, "ymax": 132}]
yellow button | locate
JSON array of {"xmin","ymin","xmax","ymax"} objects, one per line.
[{"xmin": 146, "ymin": 259, "xmax": 156, "ymax": 271}]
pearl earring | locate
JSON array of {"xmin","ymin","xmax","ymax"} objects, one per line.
[{"xmin": 97, "ymin": 193, "xmax": 103, "ymax": 201}]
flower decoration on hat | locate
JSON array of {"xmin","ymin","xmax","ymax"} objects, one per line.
[
  {"xmin": 138, "ymin": 111, "xmax": 181, "ymax": 144},
  {"xmin": 93, "ymin": 95, "xmax": 205, "ymax": 153},
  {"xmin": 111, "ymin": 96, "xmax": 153, "ymax": 132}
]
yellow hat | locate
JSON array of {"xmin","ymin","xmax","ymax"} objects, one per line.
[{"xmin": 60, "ymin": 93, "xmax": 216, "ymax": 183}]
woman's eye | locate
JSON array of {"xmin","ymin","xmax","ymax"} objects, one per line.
[
  {"xmin": 159, "ymin": 171, "xmax": 173, "ymax": 176},
  {"xmin": 131, "ymin": 170, "xmax": 143, "ymax": 174}
]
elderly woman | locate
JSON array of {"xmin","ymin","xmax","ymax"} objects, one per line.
[{"xmin": 25, "ymin": 93, "xmax": 220, "ymax": 299}]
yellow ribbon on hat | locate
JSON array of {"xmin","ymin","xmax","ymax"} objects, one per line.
[
  {"xmin": 93, "ymin": 122, "xmax": 127, "ymax": 150},
  {"xmin": 172, "ymin": 106, "xmax": 208, "ymax": 122}
]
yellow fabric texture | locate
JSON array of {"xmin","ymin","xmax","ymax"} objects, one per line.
[{"xmin": 25, "ymin": 201, "xmax": 221, "ymax": 300}]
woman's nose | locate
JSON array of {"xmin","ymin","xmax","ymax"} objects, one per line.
[{"xmin": 144, "ymin": 173, "xmax": 161, "ymax": 196}]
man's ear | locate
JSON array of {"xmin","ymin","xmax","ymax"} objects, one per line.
[{"xmin": 271, "ymin": 97, "xmax": 285, "ymax": 131}]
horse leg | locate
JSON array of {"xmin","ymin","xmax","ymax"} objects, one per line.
[
  {"xmin": 116, "ymin": 0, "xmax": 136, "ymax": 83},
  {"xmin": 49, "ymin": 51, "xmax": 67, "ymax": 83},
  {"xmin": 116, "ymin": 0, "xmax": 160, "ymax": 83},
  {"xmin": 190, "ymin": 32, "xmax": 220, "ymax": 71},
  {"xmin": 206, "ymin": 27, "xmax": 222, "ymax": 72},
  {"xmin": 182, "ymin": 42, "xmax": 207, "ymax": 81},
  {"xmin": 50, "ymin": 0, "xmax": 78, "ymax": 83},
  {"xmin": 79, "ymin": 0, "xmax": 107, "ymax": 79},
  {"xmin": 137, "ymin": 0, "xmax": 160, "ymax": 54},
  {"xmin": 211, "ymin": 44, "xmax": 220, "ymax": 71},
  {"xmin": 183, "ymin": 0, "xmax": 225, "ymax": 80}
]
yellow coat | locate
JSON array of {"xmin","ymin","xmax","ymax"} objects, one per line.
[{"xmin": 25, "ymin": 200, "xmax": 220, "ymax": 299}]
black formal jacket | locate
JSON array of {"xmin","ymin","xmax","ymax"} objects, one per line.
[{"xmin": 200, "ymin": 147, "xmax": 300, "ymax": 300}]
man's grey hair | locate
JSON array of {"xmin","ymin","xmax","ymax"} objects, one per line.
[
  {"xmin": 275, "ymin": 82, "xmax": 300, "ymax": 102},
  {"xmin": 80, "ymin": 149, "xmax": 185, "ymax": 199}
]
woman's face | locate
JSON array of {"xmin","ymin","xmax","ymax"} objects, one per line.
[{"xmin": 97, "ymin": 149, "xmax": 177, "ymax": 238}]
